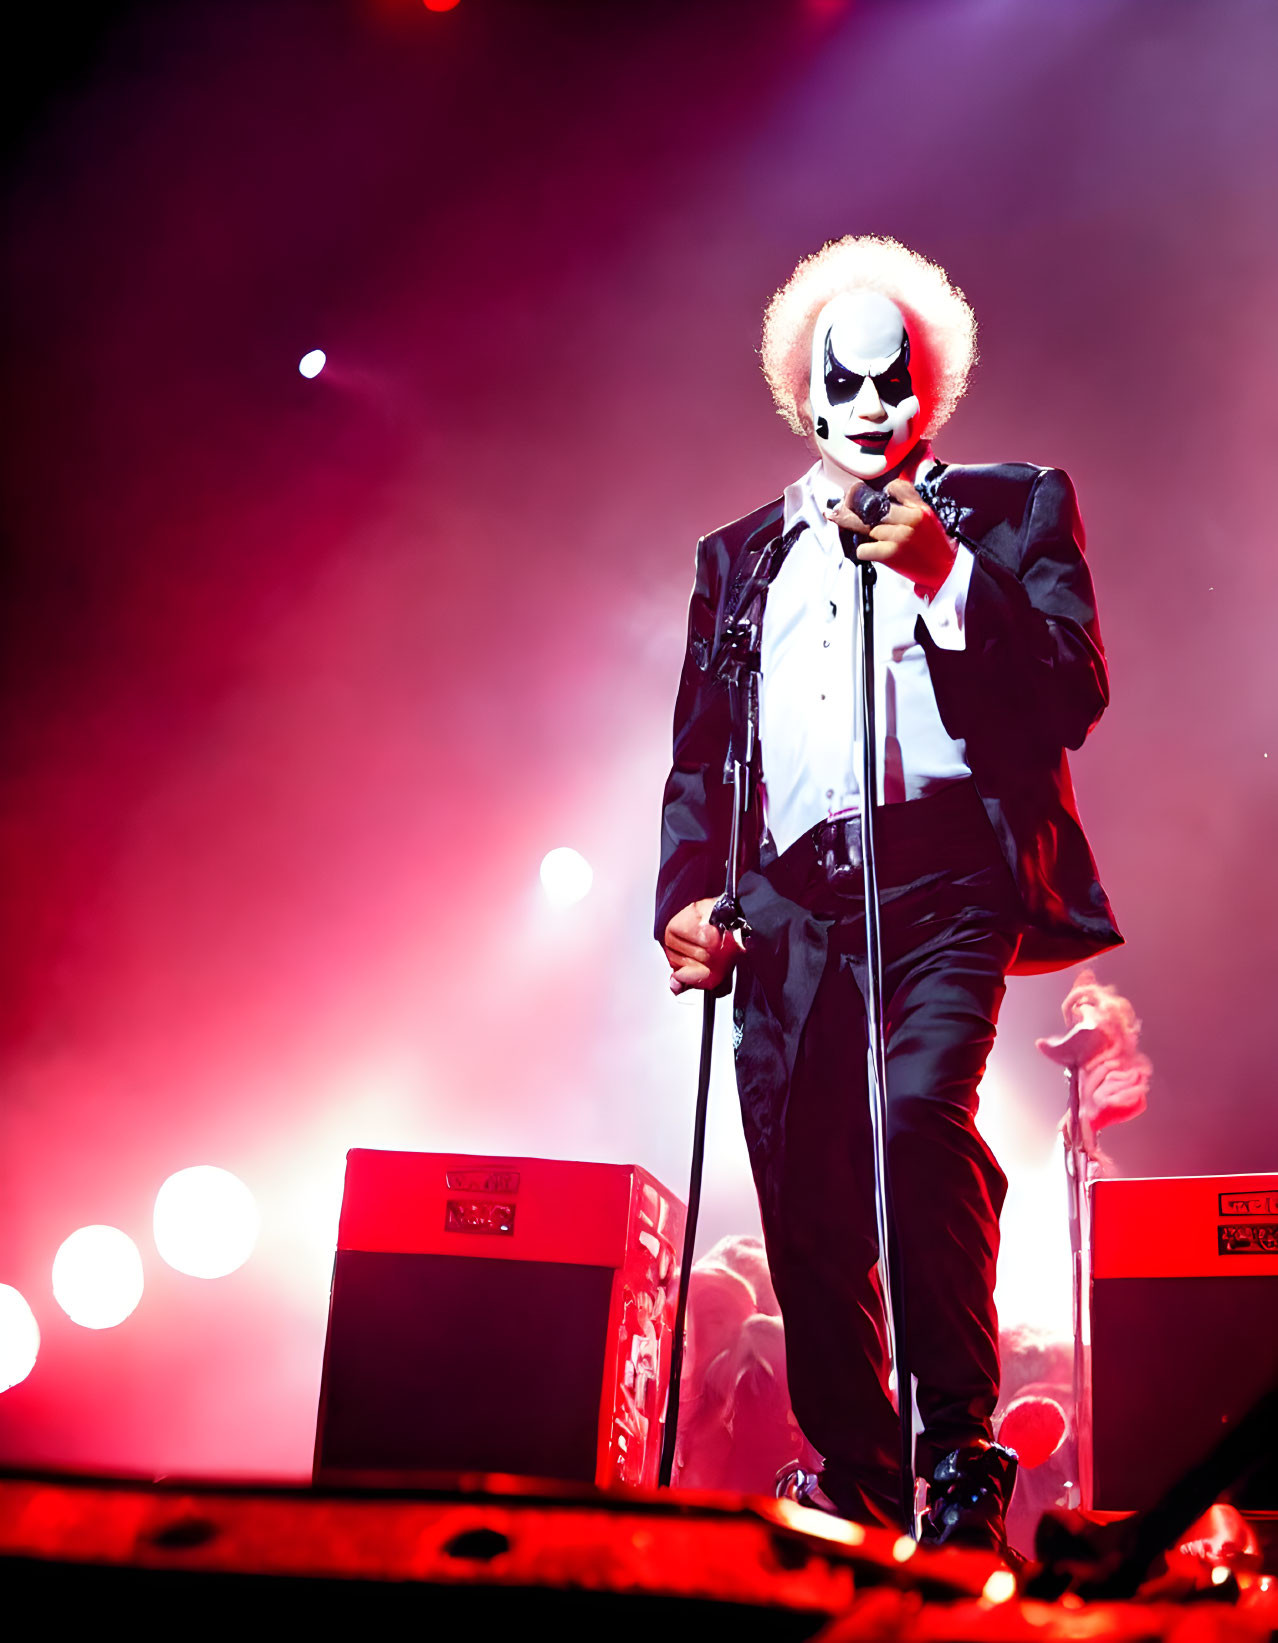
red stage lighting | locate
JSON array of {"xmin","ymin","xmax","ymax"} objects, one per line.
[
  {"xmin": 0, "ymin": 1286, "xmax": 40, "ymax": 1391},
  {"xmin": 998, "ymin": 1393, "xmax": 1068, "ymax": 1471},
  {"xmin": 51, "ymin": 1227, "xmax": 144, "ymax": 1330},
  {"xmin": 153, "ymin": 1166, "xmax": 260, "ymax": 1280},
  {"xmin": 539, "ymin": 846, "xmax": 593, "ymax": 908}
]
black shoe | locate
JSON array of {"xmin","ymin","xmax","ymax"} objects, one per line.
[
  {"xmin": 775, "ymin": 1464, "xmax": 839, "ymax": 1516},
  {"xmin": 920, "ymin": 1442, "xmax": 1018, "ymax": 1554},
  {"xmin": 775, "ymin": 1463, "xmax": 899, "ymax": 1530}
]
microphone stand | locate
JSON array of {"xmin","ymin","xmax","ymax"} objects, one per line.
[
  {"xmin": 843, "ymin": 519, "xmax": 915, "ymax": 1535},
  {"xmin": 657, "ymin": 986, "xmax": 716, "ymax": 1489},
  {"xmin": 1037, "ymin": 1017, "xmax": 1109, "ymax": 1496},
  {"xmin": 658, "ymin": 521, "xmax": 806, "ymax": 1490}
]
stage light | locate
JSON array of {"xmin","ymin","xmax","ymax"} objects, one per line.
[
  {"xmin": 539, "ymin": 846, "xmax": 593, "ymax": 908},
  {"xmin": 982, "ymin": 1568, "xmax": 1017, "ymax": 1604},
  {"xmin": 423, "ymin": 0, "xmax": 461, "ymax": 11},
  {"xmin": 298, "ymin": 349, "xmax": 327, "ymax": 378},
  {"xmin": 0, "ymin": 1286, "xmax": 40, "ymax": 1391},
  {"xmin": 772, "ymin": 1499, "xmax": 865, "ymax": 1546},
  {"xmin": 891, "ymin": 1534, "xmax": 916, "ymax": 1562},
  {"xmin": 154, "ymin": 1166, "xmax": 260, "ymax": 1279},
  {"xmin": 52, "ymin": 1226, "xmax": 144, "ymax": 1329},
  {"xmin": 998, "ymin": 1392, "xmax": 1067, "ymax": 1469}
]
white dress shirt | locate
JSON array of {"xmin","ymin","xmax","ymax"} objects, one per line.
[{"xmin": 758, "ymin": 456, "xmax": 975, "ymax": 857}]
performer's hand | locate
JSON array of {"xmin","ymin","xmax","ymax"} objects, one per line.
[
  {"xmin": 663, "ymin": 898, "xmax": 740, "ymax": 995},
  {"xmin": 823, "ymin": 478, "xmax": 957, "ymax": 596}
]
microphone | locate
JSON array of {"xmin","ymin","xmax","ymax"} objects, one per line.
[
  {"xmin": 838, "ymin": 480, "xmax": 892, "ymax": 561},
  {"xmin": 850, "ymin": 481, "xmax": 893, "ymax": 528}
]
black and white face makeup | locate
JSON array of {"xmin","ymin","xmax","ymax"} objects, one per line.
[{"xmin": 808, "ymin": 290, "xmax": 922, "ymax": 482}]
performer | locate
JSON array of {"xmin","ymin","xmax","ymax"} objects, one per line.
[{"xmin": 655, "ymin": 236, "xmax": 1121, "ymax": 1552}]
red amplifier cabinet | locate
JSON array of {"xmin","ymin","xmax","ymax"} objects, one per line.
[
  {"xmin": 1086, "ymin": 1172, "xmax": 1278, "ymax": 1511},
  {"xmin": 314, "ymin": 1152, "xmax": 685, "ymax": 1492}
]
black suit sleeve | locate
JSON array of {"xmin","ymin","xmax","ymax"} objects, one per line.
[
  {"xmin": 654, "ymin": 536, "xmax": 734, "ymax": 943},
  {"xmin": 919, "ymin": 467, "xmax": 1108, "ymax": 765}
]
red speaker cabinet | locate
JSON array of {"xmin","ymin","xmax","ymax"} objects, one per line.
[
  {"xmin": 314, "ymin": 1151, "xmax": 685, "ymax": 1491},
  {"xmin": 1085, "ymin": 1172, "xmax": 1278, "ymax": 1511}
]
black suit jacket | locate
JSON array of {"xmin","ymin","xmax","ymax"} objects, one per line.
[{"xmin": 655, "ymin": 461, "xmax": 1122, "ymax": 976}]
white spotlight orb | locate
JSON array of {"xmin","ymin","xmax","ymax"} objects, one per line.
[
  {"xmin": 0, "ymin": 1286, "xmax": 40, "ymax": 1392},
  {"xmin": 52, "ymin": 1227, "xmax": 144, "ymax": 1330},
  {"xmin": 539, "ymin": 846, "xmax": 593, "ymax": 908},
  {"xmin": 298, "ymin": 349, "xmax": 327, "ymax": 379},
  {"xmin": 154, "ymin": 1166, "xmax": 260, "ymax": 1279}
]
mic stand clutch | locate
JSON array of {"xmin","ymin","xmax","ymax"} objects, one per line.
[{"xmin": 843, "ymin": 492, "xmax": 915, "ymax": 1535}]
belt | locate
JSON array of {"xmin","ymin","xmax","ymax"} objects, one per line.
[
  {"xmin": 814, "ymin": 814, "xmax": 865, "ymax": 875},
  {"xmin": 810, "ymin": 780, "xmax": 995, "ymax": 886}
]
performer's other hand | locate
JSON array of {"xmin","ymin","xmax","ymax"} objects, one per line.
[
  {"xmin": 663, "ymin": 898, "xmax": 740, "ymax": 995},
  {"xmin": 823, "ymin": 478, "xmax": 956, "ymax": 597}
]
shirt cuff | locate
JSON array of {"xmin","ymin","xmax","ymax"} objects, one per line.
[{"xmin": 918, "ymin": 544, "xmax": 974, "ymax": 651}]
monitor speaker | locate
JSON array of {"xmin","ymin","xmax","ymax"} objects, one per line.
[
  {"xmin": 314, "ymin": 1151, "xmax": 684, "ymax": 1490},
  {"xmin": 1085, "ymin": 1173, "xmax": 1278, "ymax": 1510}
]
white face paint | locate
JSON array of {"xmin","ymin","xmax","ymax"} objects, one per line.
[{"xmin": 808, "ymin": 290, "xmax": 922, "ymax": 482}]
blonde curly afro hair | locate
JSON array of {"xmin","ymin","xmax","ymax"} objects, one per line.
[{"xmin": 761, "ymin": 235, "xmax": 977, "ymax": 441}]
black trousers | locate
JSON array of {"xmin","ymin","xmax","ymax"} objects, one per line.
[{"xmin": 745, "ymin": 781, "xmax": 1021, "ymax": 1523}]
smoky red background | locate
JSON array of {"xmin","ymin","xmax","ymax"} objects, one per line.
[{"xmin": 1, "ymin": 0, "xmax": 1275, "ymax": 1478}]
